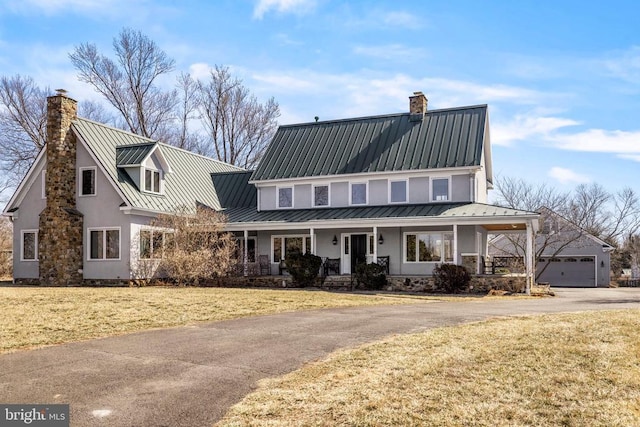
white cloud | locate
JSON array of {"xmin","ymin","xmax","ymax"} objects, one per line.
[
  {"xmin": 602, "ymin": 45, "xmax": 640, "ymax": 84},
  {"xmin": 548, "ymin": 167, "xmax": 591, "ymax": 185},
  {"xmin": 619, "ymin": 154, "xmax": 640, "ymax": 162},
  {"xmin": 492, "ymin": 115, "xmax": 579, "ymax": 146},
  {"xmin": 352, "ymin": 44, "xmax": 427, "ymax": 61},
  {"xmin": 549, "ymin": 128, "xmax": 640, "ymax": 155},
  {"xmin": 253, "ymin": 0, "xmax": 315, "ymax": 19},
  {"xmin": 382, "ymin": 11, "xmax": 423, "ymax": 30}
]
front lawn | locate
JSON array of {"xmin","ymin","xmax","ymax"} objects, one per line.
[
  {"xmin": 0, "ymin": 286, "xmax": 430, "ymax": 354},
  {"xmin": 217, "ymin": 310, "xmax": 640, "ymax": 427}
]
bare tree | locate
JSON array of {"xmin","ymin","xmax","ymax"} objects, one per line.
[
  {"xmin": 144, "ymin": 206, "xmax": 236, "ymax": 286},
  {"xmin": 0, "ymin": 75, "xmax": 49, "ymax": 186},
  {"xmin": 196, "ymin": 65, "xmax": 280, "ymax": 169},
  {"xmin": 70, "ymin": 28, "xmax": 177, "ymax": 141}
]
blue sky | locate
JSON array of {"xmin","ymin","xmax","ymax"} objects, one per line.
[{"xmin": 1, "ymin": 0, "xmax": 639, "ymax": 201}]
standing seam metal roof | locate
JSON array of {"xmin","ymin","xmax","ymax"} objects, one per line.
[
  {"xmin": 251, "ymin": 105, "xmax": 487, "ymax": 181},
  {"xmin": 72, "ymin": 118, "xmax": 243, "ymax": 213}
]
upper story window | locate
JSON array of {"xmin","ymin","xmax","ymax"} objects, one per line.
[
  {"xmin": 21, "ymin": 230, "xmax": 38, "ymax": 261},
  {"xmin": 144, "ymin": 168, "xmax": 162, "ymax": 194},
  {"xmin": 390, "ymin": 180, "xmax": 407, "ymax": 203},
  {"xmin": 80, "ymin": 167, "xmax": 96, "ymax": 196},
  {"xmin": 431, "ymin": 178, "xmax": 449, "ymax": 202},
  {"xmin": 350, "ymin": 182, "xmax": 367, "ymax": 205},
  {"xmin": 277, "ymin": 187, "xmax": 293, "ymax": 208},
  {"xmin": 313, "ymin": 185, "xmax": 329, "ymax": 207}
]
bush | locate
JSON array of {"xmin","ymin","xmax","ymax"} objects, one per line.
[
  {"xmin": 285, "ymin": 252, "xmax": 323, "ymax": 287},
  {"xmin": 354, "ymin": 263, "xmax": 387, "ymax": 290},
  {"xmin": 433, "ymin": 263, "xmax": 471, "ymax": 293}
]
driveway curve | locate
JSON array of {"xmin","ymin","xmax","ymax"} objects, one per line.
[{"xmin": 1, "ymin": 288, "xmax": 638, "ymax": 426}]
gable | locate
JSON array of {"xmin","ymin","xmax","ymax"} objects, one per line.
[
  {"xmin": 251, "ymin": 105, "xmax": 487, "ymax": 182},
  {"xmin": 72, "ymin": 118, "xmax": 243, "ymax": 214}
]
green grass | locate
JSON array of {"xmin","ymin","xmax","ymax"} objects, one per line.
[{"xmin": 217, "ymin": 310, "xmax": 640, "ymax": 427}]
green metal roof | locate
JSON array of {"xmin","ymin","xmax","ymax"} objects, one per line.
[
  {"xmin": 251, "ymin": 105, "xmax": 488, "ymax": 181},
  {"xmin": 116, "ymin": 143, "xmax": 155, "ymax": 166},
  {"xmin": 223, "ymin": 203, "xmax": 538, "ymax": 225},
  {"xmin": 211, "ymin": 171, "xmax": 256, "ymax": 208},
  {"xmin": 72, "ymin": 118, "xmax": 243, "ymax": 213}
]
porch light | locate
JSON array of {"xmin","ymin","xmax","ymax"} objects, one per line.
[
  {"xmin": 332, "ymin": 235, "xmax": 338, "ymax": 245},
  {"xmin": 378, "ymin": 234, "xmax": 384, "ymax": 245}
]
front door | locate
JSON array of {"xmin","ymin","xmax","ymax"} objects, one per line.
[{"xmin": 341, "ymin": 233, "xmax": 371, "ymax": 274}]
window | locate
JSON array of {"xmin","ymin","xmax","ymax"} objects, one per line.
[
  {"xmin": 89, "ymin": 228, "xmax": 120, "ymax": 260},
  {"xmin": 313, "ymin": 185, "xmax": 329, "ymax": 207},
  {"xmin": 144, "ymin": 168, "xmax": 161, "ymax": 193},
  {"xmin": 272, "ymin": 235, "xmax": 312, "ymax": 262},
  {"xmin": 235, "ymin": 237, "xmax": 257, "ymax": 263},
  {"xmin": 80, "ymin": 167, "xmax": 96, "ymax": 196},
  {"xmin": 140, "ymin": 229, "xmax": 174, "ymax": 259},
  {"xmin": 350, "ymin": 182, "xmax": 367, "ymax": 205},
  {"xmin": 278, "ymin": 187, "xmax": 293, "ymax": 208},
  {"xmin": 404, "ymin": 232, "xmax": 454, "ymax": 263},
  {"xmin": 432, "ymin": 178, "xmax": 449, "ymax": 201},
  {"xmin": 21, "ymin": 230, "xmax": 38, "ymax": 261},
  {"xmin": 390, "ymin": 180, "xmax": 407, "ymax": 203}
]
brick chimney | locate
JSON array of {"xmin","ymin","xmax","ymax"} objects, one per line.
[
  {"xmin": 38, "ymin": 90, "xmax": 84, "ymax": 286},
  {"xmin": 409, "ymin": 91, "xmax": 428, "ymax": 121}
]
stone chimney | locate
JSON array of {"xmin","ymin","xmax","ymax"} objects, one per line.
[
  {"xmin": 38, "ymin": 90, "xmax": 84, "ymax": 286},
  {"xmin": 409, "ymin": 91, "xmax": 428, "ymax": 121}
]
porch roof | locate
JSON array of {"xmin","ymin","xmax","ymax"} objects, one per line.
[{"xmin": 223, "ymin": 202, "xmax": 539, "ymax": 231}]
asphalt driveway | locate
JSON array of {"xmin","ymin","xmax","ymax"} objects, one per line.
[{"xmin": 1, "ymin": 288, "xmax": 639, "ymax": 426}]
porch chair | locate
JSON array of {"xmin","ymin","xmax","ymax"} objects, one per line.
[
  {"xmin": 323, "ymin": 258, "xmax": 341, "ymax": 276},
  {"xmin": 258, "ymin": 255, "xmax": 271, "ymax": 275},
  {"xmin": 376, "ymin": 256, "xmax": 390, "ymax": 274}
]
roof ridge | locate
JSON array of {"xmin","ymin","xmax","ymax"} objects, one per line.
[
  {"xmin": 74, "ymin": 117, "xmax": 157, "ymax": 143},
  {"xmin": 278, "ymin": 104, "xmax": 488, "ymax": 128}
]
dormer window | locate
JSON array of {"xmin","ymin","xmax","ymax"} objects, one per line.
[{"xmin": 144, "ymin": 168, "xmax": 162, "ymax": 194}]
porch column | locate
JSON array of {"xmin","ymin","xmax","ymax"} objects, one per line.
[
  {"xmin": 453, "ymin": 224, "xmax": 458, "ymax": 265},
  {"xmin": 372, "ymin": 226, "xmax": 378, "ymax": 263},
  {"xmin": 310, "ymin": 227, "xmax": 315, "ymax": 254},
  {"xmin": 243, "ymin": 229, "xmax": 248, "ymax": 277},
  {"xmin": 525, "ymin": 220, "xmax": 534, "ymax": 295}
]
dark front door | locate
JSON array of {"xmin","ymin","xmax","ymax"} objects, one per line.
[{"xmin": 351, "ymin": 234, "xmax": 367, "ymax": 271}]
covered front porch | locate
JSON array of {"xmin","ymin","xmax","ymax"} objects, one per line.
[{"xmin": 224, "ymin": 203, "xmax": 540, "ymax": 293}]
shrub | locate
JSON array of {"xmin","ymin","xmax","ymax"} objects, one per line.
[
  {"xmin": 285, "ymin": 252, "xmax": 323, "ymax": 287},
  {"xmin": 354, "ymin": 263, "xmax": 387, "ymax": 290},
  {"xmin": 433, "ymin": 263, "xmax": 471, "ymax": 293}
]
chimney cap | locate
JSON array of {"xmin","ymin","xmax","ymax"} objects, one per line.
[
  {"xmin": 55, "ymin": 88, "xmax": 68, "ymax": 95},
  {"xmin": 412, "ymin": 91, "xmax": 424, "ymax": 96}
]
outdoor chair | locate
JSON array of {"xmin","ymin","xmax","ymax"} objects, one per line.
[
  {"xmin": 376, "ymin": 256, "xmax": 390, "ymax": 274},
  {"xmin": 258, "ymin": 255, "xmax": 271, "ymax": 275},
  {"xmin": 323, "ymin": 258, "xmax": 340, "ymax": 276}
]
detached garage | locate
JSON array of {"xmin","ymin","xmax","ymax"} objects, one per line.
[
  {"xmin": 489, "ymin": 208, "xmax": 614, "ymax": 288},
  {"xmin": 537, "ymin": 256, "xmax": 597, "ymax": 287}
]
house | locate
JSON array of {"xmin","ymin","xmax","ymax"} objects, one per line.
[
  {"xmin": 489, "ymin": 207, "xmax": 614, "ymax": 287},
  {"xmin": 3, "ymin": 90, "xmax": 540, "ymax": 288}
]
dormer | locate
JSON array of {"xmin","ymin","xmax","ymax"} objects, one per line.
[{"xmin": 116, "ymin": 142, "xmax": 171, "ymax": 195}]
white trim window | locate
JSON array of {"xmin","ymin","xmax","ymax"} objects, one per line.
[
  {"xmin": 404, "ymin": 232, "xmax": 454, "ymax": 263},
  {"xmin": 272, "ymin": 235, "xmax": 312, "ymax": 263},
  {"xmin": 88, "ymin": 227, "xmax": 121, "ymax": 260},
  {"xmin": 143, "ymin": 167, "xmax": 162, "ymax": 194},
  {"xmin": 140, "ymin": 229, "xmax": 174, "ymax": 259},
  {"xmin": 79, "ymin": 166, "xmax": 97, "ymax": 196},
  {"xmin": 277, "ymin": 186, "xmax": 294, "ymax": 208},
  {"xmin": 313, "ymin": 184, "xmax": 330, "ymax": 207},
  {"xmin": 431, "ymin": 178, "xmax": 450, "ymax": 202},
  {"xmin": 350, "ymin": 182, "xmax": 368, "ymax": 205},
  {"xmin": 389, "ymin": 179, "xmax": 408, "ymax": 204},
  {"xmin": 41, "ymin": 169, "xmax": 46, "ymax": 199},
  {"xmin": 21, "ymin": 229, "xmax": 38, "ymax": 261}
]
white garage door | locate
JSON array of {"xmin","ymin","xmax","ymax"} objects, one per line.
[{"xmin": 537, "ymin": 257, "xmax": 596, "ymax": 287}]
